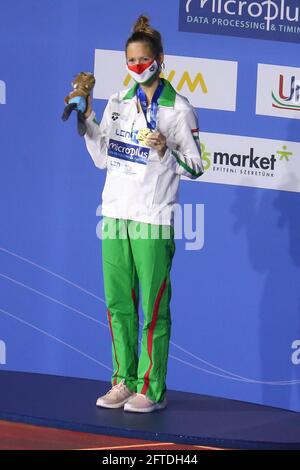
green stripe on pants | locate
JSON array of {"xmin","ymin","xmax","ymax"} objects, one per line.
[{"xmin": 101, "ymin": 217, "xmax": 176, "ymax": 403}]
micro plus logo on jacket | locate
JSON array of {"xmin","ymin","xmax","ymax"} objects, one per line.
[
  {"xmin": 0, "ymin": 80, "xmax": 6, "ymax": 104},
  {"xmin": 179, "ymin": 0, "xmax": 300, "ymax": 43},
  {"xmin": 108, "ymin": 139, "xmax": 150, "ymax": 164}
]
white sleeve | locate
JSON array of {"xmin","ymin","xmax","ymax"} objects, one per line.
[
  {"xmin": 159, "ymin": 107, "xmax": 204, "ymax": 179},
  {"xmin": 83, "ymin": 98, "xmax": 112, "ymax": 170}
]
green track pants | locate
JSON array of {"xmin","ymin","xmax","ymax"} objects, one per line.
[{"xmin": 101, "ymin": 216, "xmax": 176, "ymax": 403}]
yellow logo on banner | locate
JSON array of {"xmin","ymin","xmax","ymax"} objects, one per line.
[{"xmin": 123, "ymin": 71, "xmax": 208, "ymax": 94}]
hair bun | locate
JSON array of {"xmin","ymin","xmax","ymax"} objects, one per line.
[
  {"xmin": 126, "ymin": 14, "xmax": 164, "ymax": 57},
  {"xmin": 133, "ymin": 15, "xmax": 152, "ymax": 34}
]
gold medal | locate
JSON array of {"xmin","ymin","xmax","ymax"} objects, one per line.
[{"xmin": 137, "ymin": 128, "xmax": 152, "ymax": 144}]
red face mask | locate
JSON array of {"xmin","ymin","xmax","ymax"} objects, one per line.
[{"xmin": 126, "ymin": 59, "xmax": 160, "ymax": 84}]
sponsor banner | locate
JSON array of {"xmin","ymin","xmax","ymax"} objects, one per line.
[
  {"xmin": 179, "ymin": 0, "xmax": 300, "ymax": 43},
  {"xmin": 190, "ymin": 131, "xmax": 300, "ymax": 192},
  {"xmin": 94, "ymin": 49, "xmax": 237, "ymax": 111},
  {"xmin": 256, "ymin": 63, "xmax": 300, "ymax": 119}
]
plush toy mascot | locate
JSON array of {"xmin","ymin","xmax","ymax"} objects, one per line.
[{"xmin": 62, "ymin": 72, "xmax": 96, "ymax": 136}]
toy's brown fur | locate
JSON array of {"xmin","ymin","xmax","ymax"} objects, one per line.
[{"xmin": 64, "ymin": 72, "xmax": 95, "ymax": 104}]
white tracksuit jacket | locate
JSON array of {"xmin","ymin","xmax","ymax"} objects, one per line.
[{"xmin": 84, "ymin": 78, "xmax": 204, "ymax": 226}]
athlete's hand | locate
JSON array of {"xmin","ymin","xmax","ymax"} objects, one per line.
[
  {"xmin": 83, "ymin": 95, "xmax": 93, "ymax": 119},
  {"xmin": 63, "ymin": 95, "xmax": 92, "ymax": 119},
  {"xmin": 145, "ymin": 131, "xmax": 167, "ymax": 158}
]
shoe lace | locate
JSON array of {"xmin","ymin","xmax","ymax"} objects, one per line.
[
  {"xmin": 107, "ymin": 379, "xmax": 129, "ymax": 395},
  {"xmin": 134, "ymin": 392, "xmax": 154, "ymax": 403}
]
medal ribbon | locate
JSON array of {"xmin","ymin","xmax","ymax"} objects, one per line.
[{"xmin": 136, "ymin": 80, "xmax": 164, "ymax": 130}]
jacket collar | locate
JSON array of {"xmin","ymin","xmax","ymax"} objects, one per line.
[{"xmin": 122, "ymin": 78, "xmax": 176, "ymax": 107}]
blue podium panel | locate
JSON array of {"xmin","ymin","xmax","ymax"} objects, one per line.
[{"xmin": 1, "ymin": 372, "xmax": 300, "ymax": 450}]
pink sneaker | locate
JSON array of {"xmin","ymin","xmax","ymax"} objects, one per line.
[
  {"xmin": 124, "ymin": 393, "xmax": 167, "ymax": 413},
  {"xmin": 96, "ymin": 379, "xmax": 134, "ymax": 409}
]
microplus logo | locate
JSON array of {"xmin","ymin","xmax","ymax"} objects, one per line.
[
  {"xmin": 108, "ymin": 139, "xmax": 149, "ymax": 164},
  {"xmin": 0, "ymin": 340, "xmax": 6, "ymax": 365},
  {"xmin": 0, "ymin": 80, "xmax": 6, "ymax": 104},
  {"xmin": 179, "ymin": 0, "xmax": 300, "ymax": 43}
]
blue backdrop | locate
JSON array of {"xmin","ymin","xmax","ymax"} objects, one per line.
[{"xmin": 0, "ymin": 0, "xmax": 300, "ymax": 412}]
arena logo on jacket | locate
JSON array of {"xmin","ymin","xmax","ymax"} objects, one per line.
[{"xmin": 179, "ymin": 0, "xmax": 300, "ymax": 43}]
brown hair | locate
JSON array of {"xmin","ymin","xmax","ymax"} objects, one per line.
[{"xmin": 126, "ymin": 15, "xmax": 163, "ymax": 59}]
